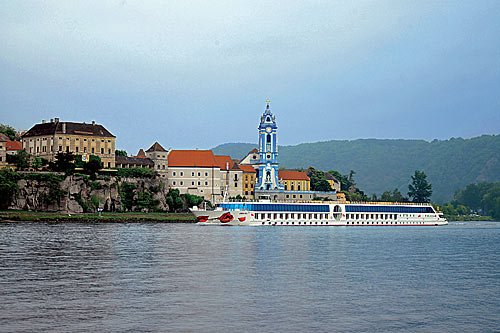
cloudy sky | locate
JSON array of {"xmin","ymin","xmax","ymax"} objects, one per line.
[{"xmin": 1, "ymin": 1, "xmax": 499, "ymax": 154}]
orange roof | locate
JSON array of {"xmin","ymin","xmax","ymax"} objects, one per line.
[
  {"xmin": 279, "ymin": 170, "xmax": 310, "ymax": 181},
  {"xmin": 214, "ymin": 155, "xmax": 234, "ymax": 170},
  {"xmin": 239, "ymin": 164, "xmax": 256, "ymax": 173},
  {"xmin": 168, "ymin": 150, "xmax": 218, "ymax": 167},
  {"xmin": 6, "ymin": 141, "xmax": 22, "ymax": 151}
]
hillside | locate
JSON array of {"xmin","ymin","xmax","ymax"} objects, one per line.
[{"xmin": 213, "ymin": 135, "xmax": 500, "ymax": 203}]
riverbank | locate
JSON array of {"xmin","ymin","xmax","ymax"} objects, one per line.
[
  {"xmin": 445, "ymin": 214, "xmax": 494, "ymax": 222},
  {"xmin": 0, "ymin": 210, "xmax": 196, "ymax": 223}
]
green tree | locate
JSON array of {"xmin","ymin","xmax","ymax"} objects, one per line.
[
  {"xmin": 32, "ymin": 156, "xmax": 43, "ymax": 170},
  {"xmin": 0, "ymin": 124, "xmax": 17, "ymax": 140},
  {"xmin": 408, "ymin": 170, "xmax": 433, "ymax": 203},
  {"xmin": 50, "ymin": 152, "xmax": 75, "ymax": 174},
  {"xmin": 83, "ymin": 155, "xmax": 103, "ymax": 179},
  {"xmin": 115, "ymin": 150, "xmax": 128, "ymax": 157},
  {"xmin": 0, "ymin": 169, "xmax": 19, "ymax": 209},
  {"xmin": 307, "ymin": 167, "xmax": 333, "ymax": 192},
  {"xmin": 15, "ymin": 149, "xmax": 31, "ymax": 170}
]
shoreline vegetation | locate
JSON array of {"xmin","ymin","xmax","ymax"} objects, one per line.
[
  {"xmin": 1, "ymin": 210, "xmax": 496, "ymax": 223},
  {"xmin": 0, "ymin": 211, "xmax": 196, "ymax": 223}
]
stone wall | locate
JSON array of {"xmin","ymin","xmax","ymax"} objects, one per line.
[{"xmin": 9, "ymin": 175, "xmax": 170, "ymax": 213}]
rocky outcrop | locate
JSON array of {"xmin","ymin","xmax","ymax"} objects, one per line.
[{"xmin": 10, "ymin": 174, "xmax": 170, "ymax": 213}]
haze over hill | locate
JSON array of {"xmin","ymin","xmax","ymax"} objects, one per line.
[{"xmin": 213, "ymin": 135, "xmax": 500, "ymax": 203}]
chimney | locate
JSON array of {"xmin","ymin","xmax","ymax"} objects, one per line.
[
  {"xmin": 62, "ymin": 123, "xmax": 66, "ymax": 134},
  {"xmin": 42, "ymin": 119, "xmax": 46, "ymax": 124},
  {"xmin": 54, "ymin": 117, "xmax": 60, "ymax": 123},
  {"xmin": 50, "ymin": 118, "xmax": 54, "ymax": 123},
  {"xmin": 92, "ymin": 120, "xmax": 96, "ymax": 125}
]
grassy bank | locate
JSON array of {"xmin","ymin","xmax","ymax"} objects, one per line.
[
  {"xmin": 444, "ymin": 214, "xmax": 494, "ymax": 222},
  {"xmin": 0, "ymin": 210, "xmax": 196, "ymax": 223}
]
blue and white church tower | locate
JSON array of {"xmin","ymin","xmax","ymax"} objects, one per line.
[{"xmin": 256, "ymin": 100, "xmax": 284, "ymax": 191}]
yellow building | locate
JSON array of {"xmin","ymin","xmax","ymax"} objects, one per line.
[
  {"xmin": 278, "ymin": 170, "xmax": 310, "ymax": 191},
  {"xmin": 22, "ymin": 118, "xmax": 116, "ymax": 168},
  {"xmin": 0, "ymin": 133, "xmax": 8, "ymax": 168},
  {"xmin": 239, "ymin": 164, "xmax": 256, "ymax": 197}
]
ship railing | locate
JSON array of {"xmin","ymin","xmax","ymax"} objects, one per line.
[{"xmin": 221, "ymin": 199, "xmax": 431, "ymax": 206}]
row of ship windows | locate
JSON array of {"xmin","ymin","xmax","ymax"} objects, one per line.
[
  {"xmin": 260, "ymin": 221, "xmax": 425, "ymax": 226},
  {"xmin": 347, "ymin": 213, "xmax": 398, "ymax": 220},
  {"xmin": 255, "ymin": 213, "xmax": 331, "ymax": 220}
]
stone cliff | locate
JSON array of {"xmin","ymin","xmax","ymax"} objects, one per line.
[{"xmin": 10, "ymin": 174, "xmax": 170, "ymax": 213}]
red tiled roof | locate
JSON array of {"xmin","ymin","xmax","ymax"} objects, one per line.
[
  {"xmin": 239, "ymin": 164, "xmax": 256, "ymax": 173},
  {"xmin": 6, "ymin": 141, "xmax": 22, "ymax": 151},
  {"xmin": 168, "ymin": 150, "xmax": 218, "ymax": 167},
  {"xmin": 214, "ymin": 155, "xmax": 234, "ymax": 170},
  {"xmin": 279, "ymin": 170, "xmax": 310, "ymax": 181}
]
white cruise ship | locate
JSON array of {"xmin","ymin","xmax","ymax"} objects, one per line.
[{"xmin": 190, "ymin": 201, "xmax": 448, "ymax": 226}]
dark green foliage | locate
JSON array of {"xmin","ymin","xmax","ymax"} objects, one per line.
[
  {"xmin": 166, "ymin": 189, "xmax": 183, "ymax": 212},
  {"xmin": 50, "ymin": 152, "xmax": 75, "ymax": 174},
  {"xmin": 213, "ymin": 135, "xmax": 500, "ymax": 202},
  {"xmin": 90, "ymin": 181, "xmax": 102, "ymax": 190},
  {"xmin": 136, "ymin": 191, "xmax": 159, "ymax": 211},
  {"xmin": 453, "ymin": 182, "xmax": 500, "ymax": 219},
  {"xmin": 14, "ymin": 149, "xmax": 31, "ymax": 170},
  {"xmin": 0, "ymin": 124, "xmax": 17, "ymax": 140},
  {"xmin": 408, "ymin": 170, "xmax": 433, "ymax": 203},
  {"xmin": 83, "ymin": 155, "xmax": 102, "ymax": 179},
  {"xmin": 0, "ymin": 169, "xmax": 19, "ymax": 209},
  {"xmin": 380, "ymin": 188, "xmax": 408, "ymax": 202},
  {"xmin": 307, "ymin": 167, "xmax": 333, "ymax": 192},
  {"xmin": 119, "ymin": 182, "xmax": 136, "ymax": 211},
  {"xmin": 117, "ymin": 167, "xmax": 155, "ymax": 178},
  {"xmin": 183, "ymin": 193, "xmax": 204, "ymax": 208},
  {"xmin": 115, "ymin": 150, "xmax": 128, "ymax": 157}
]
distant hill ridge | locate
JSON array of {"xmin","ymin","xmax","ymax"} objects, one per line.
[{"xmin": 213, "ymin": 135, "xmax": 500, "ymax": 203}]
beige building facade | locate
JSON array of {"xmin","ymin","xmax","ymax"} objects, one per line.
[{"xmin": 22, "ymin": 119, "xmax": 116, "ymax": 168}]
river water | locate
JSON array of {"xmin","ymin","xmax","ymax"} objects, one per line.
[{"xmin": 0, "ymin": 221, "xmax": 498, "ymax": 332}]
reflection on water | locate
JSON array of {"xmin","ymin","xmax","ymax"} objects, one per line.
[{"xmin": 0, "ymin": 221, "xmax": 499, "ymax": 332}]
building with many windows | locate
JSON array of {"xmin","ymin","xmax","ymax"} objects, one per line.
[
  {"xmin": 279, "ymin": 170, "xmax": 310, "ymax": 191},
  {"xmin": 239, "ymin": 164, "xmax": 256, "ymax": 198},
  {"xmin": 145, "ymin": 142, "xmax": 168, "ymax": 178},
  {"xmin": 22, "ymin": 118, "xmax": 116, "ymax": 168}
]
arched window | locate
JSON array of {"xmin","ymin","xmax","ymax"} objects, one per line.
[{"xmin": 266, "ymin": 134, "xmax": 271, "ymax": 143}]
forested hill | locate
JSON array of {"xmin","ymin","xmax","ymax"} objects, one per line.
[{"xmin": 213, "ymin": 135, "xmax": 500, "ymax": 203}]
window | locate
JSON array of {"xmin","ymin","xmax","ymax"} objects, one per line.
[
  {"xmin": 191, "ymin": 172, "xmax": 195, "ymax": 176},
  {"xmin": 198, "ymin": 181, "xmax": 201, "ymax": 186},
  {"xmin": 180, "ymin": 172, "xmax": 184, "ymax": 176},
  {"xmin": 180, "ymin": 181, "xmax": 183, "ymax": 186},
  {"xmin": 205, "ymin": 172, "xmax": 208, "ymax": 177},
  {"xmin": 108, "ymin": 149, "xmax": 111, "ymax": 154},
  {"xmin": 101, "ymin": 148, "xmax": 104, "ymax": 154},
  {"xmin": 59, "ymin": 146, "xmax": 62, "ymax": 151},
  {"xmin": 75, "ymin": 147, "xmax": 79, "ymax": 152},
  {"xmin": 205, "ymin": 181, "xmax": 208, "ymax": 186},
  {"xmin": 198, "ymin": 172, "xmax": 201, "ymax": 177},
  {"xmin": 234, "ymin": 182, "xmax": 238, "ymax": 187},
  {"xmin": 173, "ymin": 171, "xmax": 176, "ymax": 176},
  {"xmin": 91, "ymin": 148, "xmax": 95, "ymax": 153},
  {"xmin": 107, "ymin": 162, "xmax": 111, "ymax": 168},
  {"xmin": 192, "ymin": 181, "xmax": 195, "ymax": 186}
]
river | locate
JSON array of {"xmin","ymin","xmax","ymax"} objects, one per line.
[{"xmin": 0, "ymin": 221, "xmax": 498, "ymax": 332}]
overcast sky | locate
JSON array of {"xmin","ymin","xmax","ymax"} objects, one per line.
[{"xmin": 1, "ymin": 1, "xmax": 499, "ymax": 154}]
